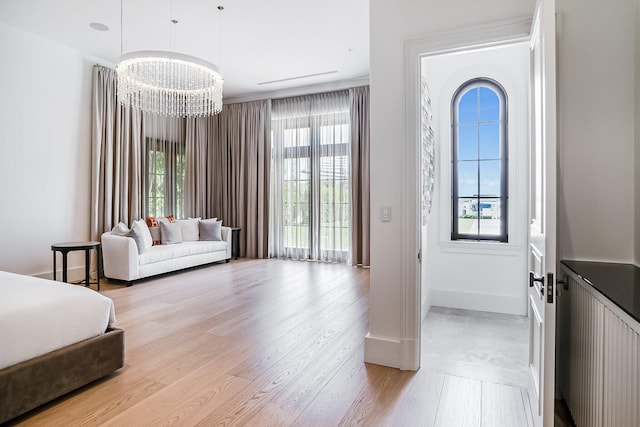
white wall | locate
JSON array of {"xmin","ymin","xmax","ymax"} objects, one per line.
[
  {"xmin": 367, "ymin": 0, "xmax": 534, "ymax": 368},
  {"xmin": 423, "ymin": 43, "xmax": 530, "ymax": 316},
  {"xmin": 0, "ymin": 23, "xmax": 96, "ymax": 279},
  {"xmin": 557, "ymin": 0, "xmax": 636, "ymax": 263}
]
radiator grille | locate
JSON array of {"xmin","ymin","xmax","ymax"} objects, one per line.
[
  {"xmin": 602, "ymin": 306, "xmax": 640, "ymax": 427},
  {"xmin": 564, "ymin": 275, "xmax": 640, "ymax": 427},
  {"xmin": 567, "ymin": 277, "xmax": 604, "ymax": 427}
]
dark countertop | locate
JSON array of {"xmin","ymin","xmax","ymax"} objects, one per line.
[{"xmin": 561, "ymin": 260, "xmax": 640, "ymax": 324}]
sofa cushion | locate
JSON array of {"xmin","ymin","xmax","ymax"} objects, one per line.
[
  {"xmin": 132, "ymin": 219, "xmax": 153, "ymax": 249},
  {"xmin": 160, "ymin": 221, "xmax": 183, "ymax": 245},
  {"xmin": 138, "ymin": 241, "xmax": 228, "ymax": 266},
  {"xmin": 177, "ymin": 218, "xmax": 200, "ymax": 241},
  {"xmin": 199, "ymin": 219, "xmax": 223, "ymax": 241}
]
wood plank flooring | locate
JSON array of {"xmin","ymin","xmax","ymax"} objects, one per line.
[{"xmin": 10, "ymin": 259, "xmax": 531, "ymax": 426}]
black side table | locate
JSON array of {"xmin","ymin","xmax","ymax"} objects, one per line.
[
  {"xmin": 51, "ymin": 241, "xmax": 101, "ymax": 290},
  {"xmin": 229, "ymin": 227, "xmax": 241, "ymax": 259}
]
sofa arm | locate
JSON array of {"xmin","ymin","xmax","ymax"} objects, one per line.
[
  {"xmin": 221, "ymin": 226, "xmax": 232, "ymax": 259},
  {"xmin": 101, "ymin": 232, "xmax": 139, "ymax": 281}
]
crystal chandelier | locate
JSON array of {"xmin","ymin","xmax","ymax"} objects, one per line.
[
  {"xmin": 116, "ymin": 51, "xmax": 223, "ymax": 117},
  {"xmin": 116, "ymin": 5, "xmax": 224, "ymax": 117}
]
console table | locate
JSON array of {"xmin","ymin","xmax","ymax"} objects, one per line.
[
  {"xmin": 51, "ymin": 241, "xmax": 101, "ymax": 291},
  {"xmin": 229, "ymin": 227, "xmax": 241, "ymax": 259},
  {"xmin": 558, "ymin": 260, "xmax": 639, "ymax": 427}
]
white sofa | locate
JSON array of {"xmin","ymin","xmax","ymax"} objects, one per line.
[{"xmin": 101, "ymin": 226, "xmax": 232, "ymax": 283}]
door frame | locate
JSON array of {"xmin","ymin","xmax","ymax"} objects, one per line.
[{"xmin": 402, "ymin": 18, "xmax": 532, "ymax": 370}]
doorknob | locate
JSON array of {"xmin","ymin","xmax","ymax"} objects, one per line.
[
  {"xmin": 529, "ymin": 272, "xmax": 544, "ymax": 287},
  {"xmin": 529, "ymin": 272, "xmax": 545, "ymax": 297}
]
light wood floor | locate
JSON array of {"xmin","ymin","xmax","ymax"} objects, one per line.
[{"xmin": 12, "ymin": 259, "xmax": 532, "ymax": 426}]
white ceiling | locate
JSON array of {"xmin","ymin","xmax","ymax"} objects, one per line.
[{"xmin": 0, "ymin": 0, "xmax": 370, "ymax": 99}]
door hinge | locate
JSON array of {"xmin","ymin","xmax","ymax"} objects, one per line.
[{"xmin": 546, "ymin": 273, "xmax": 554, "ymax": 304}]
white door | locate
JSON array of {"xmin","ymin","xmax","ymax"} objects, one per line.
[{"xmin": 527, "ymin": 0, "xmax": 557, "ymax": 426}]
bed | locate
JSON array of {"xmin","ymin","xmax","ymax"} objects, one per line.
[{"xmin": 0, "ymin": 271, "xmax": 124, "ymax": 424}]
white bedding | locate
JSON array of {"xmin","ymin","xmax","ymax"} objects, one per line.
[{"xmin": 0, "ymin": 271, "xmax": 116, "ymax": 370}]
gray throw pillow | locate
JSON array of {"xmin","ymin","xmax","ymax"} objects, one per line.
[
  {"xmin": 199, "ymin": 219, "xmax": 222, "ymax": 241},
  {"xmin": 127, "ymin": 227, "xmax": 146, "ymax": 254},
  {"xmin": 160, "ymin": 221, "xmax": 183, "ymax": 245}
]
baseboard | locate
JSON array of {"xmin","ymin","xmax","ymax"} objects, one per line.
[
  {"xmin": 34, "ymin": 266, "xmax": 86, "ymax": 283},
  {"xmin": 430, "ymin": 288, "xmax": 526, "ymax": 315},
  {"xmin": 364, "ymin": 334, "xmax": 421, "ymax": 371},
  {"xmin": 422, "ymin": 290, "xmax": 432, "ymax": 321},
  {"xmin": 400, "ymin": 338, "xmax": 420, "ymax": 371},
  {"xmin": 364, "ymin": 333, "xmax": 400, "ymax": 369}
]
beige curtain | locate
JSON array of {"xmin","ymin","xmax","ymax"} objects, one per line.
[
  {"xmin": 90, "ymin": 65, "xmax": 144, "ymax": 241},
  {"xmin": 349, "ymin": 86, "xmax": 370, "ymax": 267},
  {"xmin": 185, "ymin": 100, "xmax": 271, "ymax": 258},
  {"xmin": 90, "ymin": 65, "xmax": 145, "ymax": 277}
]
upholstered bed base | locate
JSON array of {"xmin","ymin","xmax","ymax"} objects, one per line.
[{"xmin": 0, "ymin": 327, "xmax": 124, "ymax": 424}]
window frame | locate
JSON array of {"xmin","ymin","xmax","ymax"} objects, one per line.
[
  {"xmin": 451, "ymin": 78, "xmax": 508, "ymax": 242},
  {"xmin": 144, "ymin": 137, "xmax": 186, "ymax": 219}
]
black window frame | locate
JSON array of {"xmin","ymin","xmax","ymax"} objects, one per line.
[
  {"xmin": 144, "ymin": 137, "xmax": 186, "ymax": 219},
  {"xmin": 272, "ymin": 113, "xmax": 351, "ymax": 258},
  {"xmin": 451, "ymin": 78, "xmax": 508, "ymax": 242}
]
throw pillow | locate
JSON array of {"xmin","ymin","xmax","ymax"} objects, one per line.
[
  {"xmin": 177, "ymin": 218, "xmax": 200, "ymax": 241},
  {"xmin": 111, "ymin": 222, "xmax": 130, "ymax": 236},
  {"xmin": 199, "ymin": 218, "xmax": 223, "ymax": 241},
  {"xmin": 160, "ymin": 221, "xmax": 183, "ymax": 245},
  {"xmin": 127, "ymin": 227, "xmax": 146, "ymax": 254},
  {"xmin": 146, "ymin": 215, "xmax": 176, "ymax": 245},
  {"xmin": 145, "ymin": 216, "xmax": 160, "ymax": 245},
  {"xmin": 132, "ymin": 219, "xmax": 153, "ymax": 249}
]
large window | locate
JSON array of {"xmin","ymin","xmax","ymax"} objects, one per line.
[
  {"xmin": 270, "ymin": 92, "xmax": 351, "ymax": 263},
  {"xmin": 451, "ymin": 78, "xmax": 508, "ymax": 242},
  {"xmin": 145, "ymin": 138, "xmax": 186, "ymax": 219}
]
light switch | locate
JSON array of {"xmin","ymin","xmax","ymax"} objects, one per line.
[{"xmin": 381, "ymin": 206, "xmax": 392, "ymax": 222}]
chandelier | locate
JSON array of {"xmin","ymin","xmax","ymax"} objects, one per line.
[
  {"xmin": 116, "ymin": 51, "xmax": 223, "ymax": 117},
  {"xmin": 116, "ymin": 5, "xmax": 224, "ymax": 117}
]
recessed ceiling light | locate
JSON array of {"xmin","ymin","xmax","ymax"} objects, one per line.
[{"xmin": 89, "ymin": 22, "xmax": 109, "ymax": 32}]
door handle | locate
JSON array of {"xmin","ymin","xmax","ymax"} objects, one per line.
[{"xmin": 529, "ymin": 271, "xmax": 545, "ymax": 298}]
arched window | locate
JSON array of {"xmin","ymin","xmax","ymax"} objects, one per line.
[{"xmin": 451, "ymin": 78, "xmax": 508, "ymax": 242}]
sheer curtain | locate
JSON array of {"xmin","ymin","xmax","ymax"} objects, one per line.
[{"xmin": 270, "ymin": 91, "xmax": 351, "ymax": 262}]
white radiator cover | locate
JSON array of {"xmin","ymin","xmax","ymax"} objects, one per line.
[
  {"xmin": 602, "ymin": 305, "xmax": 640, "ymax": 427},
  {"xmin": 562, "ymin": 272, "xmax": 640, "ymax": 427}
]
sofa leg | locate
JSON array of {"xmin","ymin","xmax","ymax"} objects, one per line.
[
  {"xmin": 225, "ymin": 258, "xmax": 230, "ymax": 263},
  {"xmin": 126, "ymin": 281, "xmax": 133, "ymax": 287}
]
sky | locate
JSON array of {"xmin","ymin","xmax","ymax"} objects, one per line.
[{"xmin": 456, "ymin": 86, "xmax": 503, "ymax": 198}]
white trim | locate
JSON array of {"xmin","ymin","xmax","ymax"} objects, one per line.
[
  {"xmin": 364, "ymin": 333, "xmax": 400, "ymax": 369},
  {"xmin": 405, "ymin": 18, "xmax": 532, "ymax": 59},
  {"xmin": 440, "ymin": 240, "xmax": 523, "ymax": 256},
  {"xmin": 400, "ymin": 17, "xmax": 533, "ymax": 373},
  {"xmin": 431, "ymin": 289, "xmax": 527, "ymax": 316}
]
